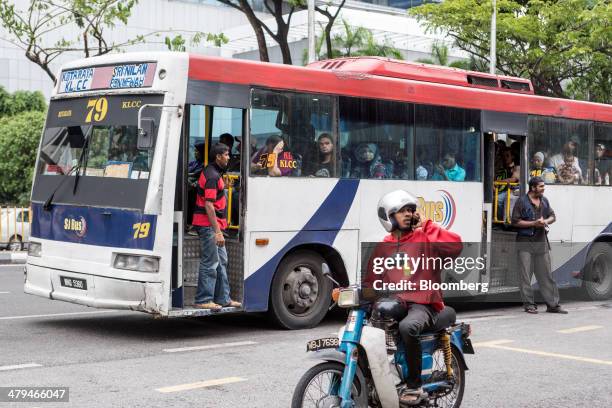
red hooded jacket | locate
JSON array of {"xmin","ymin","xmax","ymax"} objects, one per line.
[{"xmin": 363, "ymin": 219, "xmax": 463, "ymax": 312}]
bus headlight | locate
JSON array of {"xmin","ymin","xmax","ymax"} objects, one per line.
[
  {"xmin": 28, "ymin": 242, "xmax": 42, "ymax": 257},
  {"xmin": 113, "ymin": 254, "xmax": 159, "ymax": 273},
  {"xmin": 337, "ymin": 287, "xmax": 360, "ymax": 308}
]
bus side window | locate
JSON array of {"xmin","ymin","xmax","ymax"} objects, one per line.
[{"xmin": 250, "ymin": 89, "xmax": 334, "ymax": 177}]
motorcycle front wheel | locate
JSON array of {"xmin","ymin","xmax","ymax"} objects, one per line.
[{"xmin": 291, "ymin": 361, "xmax": 369, "ymax": 408}]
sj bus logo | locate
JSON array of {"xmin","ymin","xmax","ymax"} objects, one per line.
[
  {"xmin": 63, "ymin": 216, "xmax": 87, "ymax": 238},
  {"xmin": 416, "ymin": 190, "xmax": 456, "ymax": 230}
]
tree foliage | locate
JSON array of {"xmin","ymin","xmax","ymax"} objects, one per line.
[
  {"xmin": 0, "ymin": 0, "xmax": 224, "ymax": 83},
  {"xmin": 410, "ymin": 0, "xmax": 612, "ymax": 102},
  {"xmin": 0, "ymin": 87, "xmax": 46, "ymax": 117},
  {"xmin": 216, "ymin": 0, "xmax": 347, "ymax": 64},
  {"xmin": 303, "ymin": 20, "xmax": 404, "ymax": 64},
  {"xmin": 416, "ymin": 43, "xmax": 488, "ymax": 71},
  {"xmin": 0, "ymin": 111, "xmax": 46, "ymax": 205}
]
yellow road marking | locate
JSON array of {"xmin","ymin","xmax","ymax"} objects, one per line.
[
  {"xmin": 155, "ymin": 377, "xmax": 247, "ymax": 393},
  {"xmin": 475, "ymin": 339, "xmax": 612, "ymax": 366},
  {"xmin": 557, "ymin": 325, "xmax": 603, "ymax": 334}
]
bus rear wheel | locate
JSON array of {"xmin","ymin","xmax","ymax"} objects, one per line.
[
  {"xmin": 269, "ymin": 251, "xmax": 332, "ymax": 330},
  {"xmin": 583, "ymin": 242, "xmax": 612, "ymax": 301}
]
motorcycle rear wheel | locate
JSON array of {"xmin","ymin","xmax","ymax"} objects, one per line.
[
  {"xmin": 426, "ymin": 346, "xmax": 465, "ymax": 408},
  {"xmin": 291, "ymin": 361, "xmax": 369, "ymax": 408}
]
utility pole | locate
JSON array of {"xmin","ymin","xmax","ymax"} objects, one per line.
[
  {"xmin": 308, "ymin": 0, "xmax": 316, "ymax": 64},
  {"xmin": 490, "ymin": 0, "xmax": 496, "ymax": 74}
]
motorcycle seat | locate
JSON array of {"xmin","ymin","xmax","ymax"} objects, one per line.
[{"xmin": 421, "ymin": 306, "xmax": 456, "ymax": 335}]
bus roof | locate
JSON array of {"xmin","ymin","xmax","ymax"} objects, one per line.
[{"xmin": 188, "ymin": 54, "xmax": 612, "ymax": 123}]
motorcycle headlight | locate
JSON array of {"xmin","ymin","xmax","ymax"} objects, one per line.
[
  {"xmin": 337, "ymin": 287, "xmax": 360, "ymax": 308},
  {"xmin": 113, "ymin": 254, "xmax": 159, "ymax": 273},
  {"xmin": 28, "ymin": 242, "xmax": 42, "ymax": 257}
]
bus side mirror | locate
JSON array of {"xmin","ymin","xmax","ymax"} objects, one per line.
[{"xmin": 138, "ymin": 118, "xmax": 156, "ymax": 149}]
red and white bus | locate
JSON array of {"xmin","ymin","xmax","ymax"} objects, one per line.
[{"xmin": 25, "ymin": 52, "xmax": 612, "ymax": 328}]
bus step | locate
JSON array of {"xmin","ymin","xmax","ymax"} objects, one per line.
[
  {"xmin": 485, "ymin": 286, "xmax": 519, "ymax": 294},
  {"xmin": 168, "ymin": 306, "xmax": 243, "ymax": 318}
]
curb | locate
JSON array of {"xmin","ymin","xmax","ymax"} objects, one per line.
[{"xmin": 0, "ymin": 252, "xmax": 27, "ymax": 265}]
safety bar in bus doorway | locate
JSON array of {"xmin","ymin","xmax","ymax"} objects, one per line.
[{"xmin": 493, "ymin": 181, "xmax": 519, "ymax": 224}]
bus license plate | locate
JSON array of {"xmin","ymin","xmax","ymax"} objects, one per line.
[
  {"xmin": 60, "ymin": 276, "xmax": 87, "ymax": 290},
  {"xmin": 306, "ymin": 337, "xmax": 339, "ymax": 352}
]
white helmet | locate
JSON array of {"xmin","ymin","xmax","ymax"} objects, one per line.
[{"xmin": 377, "ymin": 190, "xmax": 418, "ymax": 232}]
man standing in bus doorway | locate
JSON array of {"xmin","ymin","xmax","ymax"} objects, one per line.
[
  {"xmin": 511, "ymin": 176, "xmax": 567, "ymax": 314},
  {"xmin": 193, "ymin": 143, "xmax": 242, "ymax": 310}
]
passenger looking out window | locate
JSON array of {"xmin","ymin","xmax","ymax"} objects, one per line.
[
  {"xmin": 530, "ymin": 151, "xmax": 557, "ymax": 184},
  {"xmin": 308, "ymin": 133, "xmax": 336, "ymax": 177},
  {"xmin": 432, "ymin": 152, "xmax": 466, "ymax": 182},
  {"xmin": 556, "ymin": 144, "xmax": 583, "ymax": 185},
  {"xmin": 349, "ymin": 143, "xmax": 393, "ymax": 179},
  {"xmin": 594, "ymin": 143, "xmax": 610, "ymax": 186}
]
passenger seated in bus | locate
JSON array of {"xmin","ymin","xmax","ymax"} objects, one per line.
[
  {"xmin": 220, "ymin": 133, "xmax": 240, "ymax": 172},
  {"xmin": 556, "ymin": 145, "xmax": 583, "ymax": 184},
  {"xmin": 349, "ymin": 143, "xmax": 393, "ymax": 179},
  {"xmin": 307, "ymin": 133, "xmax": 335, "ymax": 177},
  {"xmin": 530, "ymin": 151, "xmax": 557, "ymax": 184},
  {"xmin": 431, "ymin": 152, "xmax": 465, "ymax": 182},
  {"xmin": 549, "ymin": 139, "xmax": 582, "ymax": 172},
  {"xmin": 495, "ymin": 147, "xmax": 520, "ymax": 221},
  {"xmin": 250, "ymin": 135, "xmax": 299, "ymax": 177},
  {"xmin": 594, "ymin": 143, "xmax": 610, "ymax": 186}
]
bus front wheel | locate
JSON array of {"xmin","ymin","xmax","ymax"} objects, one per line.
[
  {"xmin": 269, "ymin": 251, "xmax": 332, "ymax": 330},
  {"xmin": 583, "ymin": 242, "xmax": 612, "ymax": 301}
]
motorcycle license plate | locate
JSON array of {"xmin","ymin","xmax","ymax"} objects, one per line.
[{"xmin": 306, "ymin": 337, "xmax": 339, "ymax": 352}]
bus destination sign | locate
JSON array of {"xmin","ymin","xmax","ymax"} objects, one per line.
[{"xmin": 58, "ymin": 62, "xmax": 157, "ymax": 94}]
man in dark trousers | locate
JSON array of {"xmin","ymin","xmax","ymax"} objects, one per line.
[
  {"xmin": 512, "ymin": 176, "xmax": 568, "ymax": 314},
  {"xmin": 193, "ymin": 143, "xmax": 241, "ymax": 310}
]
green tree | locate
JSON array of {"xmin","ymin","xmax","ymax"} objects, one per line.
[
  {"xmin": 303, "ymin": 20, "xmax": 404, "ymax": 64},
  {"xmin": 410, "ymin": 0, "xmax": 612, "ymax": 102},
  {"xmin": 0, "ymin": 1, "xmax": 223, "ymax": 84},
  {"xmin": 0, "ymin": 111, "xmax": 46, "ymax": 205},
  {"xmin": 416, "ymin": 43, "xmax": 487, "ymax": 71},
  {"xmin": 0, "ymin": 87, "xmax": 46, "ymax": 117}
]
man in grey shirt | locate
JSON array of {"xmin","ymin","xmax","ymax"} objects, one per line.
[{"xmin": 511, "ymin": 176, "xmax": 568, "ymax": 314}]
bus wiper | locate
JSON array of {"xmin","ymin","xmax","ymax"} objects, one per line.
[
  {"xmin": 72, "ymin": 132, "xmax": 92, "ymax": 195},
  {"xmin": 43, "ymin": 129, "xmax": 91, "ymax": 211}
]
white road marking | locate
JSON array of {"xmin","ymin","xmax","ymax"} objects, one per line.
[
  {"xmin": 475, "ymin": 339, "xmax": 612, "ymax": 366},
  {"xmin": 557, "ymin": 325, "xmax": 604, "ymax": 334},
  {"xmin": 0, "ymin": 291, "xmax": 10, "ymax": 294},
  {"xmin": 463, "ymin": 315, "xmax": 516, "ymax": 323},
  {"xmin": 163, "ymin": 341, "xmax": 257, "ymax": 353},
  {"xmin": 155, "ymin": 377, "xmax": 247, "ymax": 393},
  {"xmin": 0, "ymin": 310, "xmax": 117, "ymax": 320},
  {"xmin": 0, "ymin": 363, "xmax": 42, "ymax": 371}
]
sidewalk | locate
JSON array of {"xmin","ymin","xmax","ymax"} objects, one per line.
[{"xmin": 0, "ymin": 251, "xmax": 27, "ymax": 264}]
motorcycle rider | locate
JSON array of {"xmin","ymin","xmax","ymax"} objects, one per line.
[{"xmin": 364, "ymin": 190, "xmax": 463, "ymax": 404}]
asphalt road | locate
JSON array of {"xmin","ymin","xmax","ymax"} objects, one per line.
[{"xmin": 1, "ymin": 264, "xmax": 611, "ymax": 408}]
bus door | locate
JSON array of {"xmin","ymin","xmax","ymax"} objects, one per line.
[
  {"xmin": 481, "ymin": 111, "xmax": 528, "ymax": 293},
  {"xmin": 172, "ymin": 103, "xmax": 247, "ymax": 315}
]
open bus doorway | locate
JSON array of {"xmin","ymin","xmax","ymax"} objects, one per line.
[{"xmin": 172, "ymin": 104, "xmax": 246, "ymax": 315}]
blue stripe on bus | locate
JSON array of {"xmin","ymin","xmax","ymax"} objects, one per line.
[
  {"xmin": 30, "ymin": 202, "xmax": 156, "ymax": 250},
  {"xmin": 243, "ymin": 179, "xmax": 360, "ymax": 311}
]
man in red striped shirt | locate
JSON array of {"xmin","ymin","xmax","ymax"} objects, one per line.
[{"xmin": 193, "ymin": 143, "xmax": 241, "ymax": 311}]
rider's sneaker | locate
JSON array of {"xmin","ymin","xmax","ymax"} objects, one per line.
[{"xmin": 399, "ymin": 385, "xmax": 425, "ymax": 406}]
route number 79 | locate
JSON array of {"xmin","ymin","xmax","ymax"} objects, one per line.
[{"xmin": 133, "ymin": 222, "xmax": 151, "ymax": 239}]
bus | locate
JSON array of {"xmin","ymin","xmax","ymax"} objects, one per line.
[{"xmin": 25, "ymin": 52, "xmax": 612, "ymax": 329}]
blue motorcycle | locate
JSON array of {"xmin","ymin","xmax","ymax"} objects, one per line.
[{"xmin": 292, "ymin": 269, "xmax": 474, "ymax": 408}]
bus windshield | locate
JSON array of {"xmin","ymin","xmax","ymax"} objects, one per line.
[{"xmin": 32, "ymin": 94, "xmax": 163, "ymax": 209}]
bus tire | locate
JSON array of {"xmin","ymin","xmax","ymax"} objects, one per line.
[
  {"xmin": 269, "ymin": 250, "xmax": 332, "ymax": 330},
  {"xmin": 582, "ymin": 242, "xmax": 612, "ymax": 301}
]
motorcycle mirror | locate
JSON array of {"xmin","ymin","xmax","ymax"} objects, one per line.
[{"xmin": 321, "ymin": 263, "xmax": 340, "ymax": 287}]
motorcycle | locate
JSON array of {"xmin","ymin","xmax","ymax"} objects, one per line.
[{"xmin": 292, "ymin": 266, "xmax": 474, "ymax": 408}]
